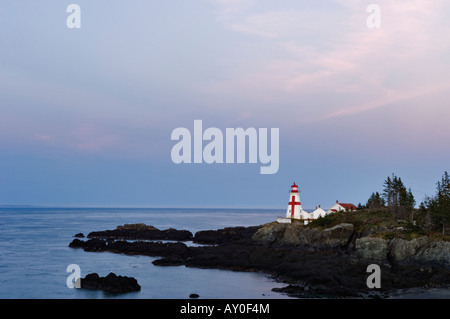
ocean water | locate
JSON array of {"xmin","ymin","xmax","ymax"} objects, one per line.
[{"xmin": 0, "ymin": 207, "xmax": 292, "ymax": 299}]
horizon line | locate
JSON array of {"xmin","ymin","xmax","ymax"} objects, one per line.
[{"xmin": 0, "ymin": 204, "xmax": 287, "ymax": 210}]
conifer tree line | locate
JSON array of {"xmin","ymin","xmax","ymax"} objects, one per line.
[
  {"xmin": 362, "ymin": 171, "xmax": 450, "ymax": 236},
  {"xmin": 365, "ymin": 173, "xmax": 415, "ymax": 211},
  {"xmin": 421, "ymin": 171, "xmax": 450, "ymax": 236}
]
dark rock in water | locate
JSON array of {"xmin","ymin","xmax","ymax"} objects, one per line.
[
  {"xmin": 194, "ymin": 226, "xmax": 260, "ymax": 245},
  {"xmin": 69, "ymin": 238, "xmax": 190, "ymax": 258},
  {"xmin": 74, "ymin": 233, "xmax": 84, "ymax": 238},
  {"xmin": 107, "ymin": 240, "xmax": 190, "ymax": 258},
  {"xmin": 80, "ymin": 272, "xmax": 141, "ymax": 293},
  {"xmin": 189, "ymin": 293, "xmax": 199, "ymax": 298},
  {"xmin": 152, "ymin": 257, "xmax": 186, "ymax": 266},
  {"xmin": 272, "ymin": 283, "xmax": 361, "ymax": 299},
  {"xmin": 69, "ymin": 238, "xmax": 84, "ymax": 248},
  {"xmin": 69, "ymin": 238, "xmax": 106, "ymax": 251},
  {"xmin": 87, "ymin": 223, "xmax": 193, "ymax": 241}
]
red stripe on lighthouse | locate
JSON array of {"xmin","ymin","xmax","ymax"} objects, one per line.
[{"xmin": 289, "ymin": 195, "xmax": 301, "ymax": 218}]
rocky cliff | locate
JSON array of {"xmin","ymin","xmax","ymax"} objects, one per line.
[{"xmin": 252, "ymin": 222, "xmax": 450, "ymax": 269}]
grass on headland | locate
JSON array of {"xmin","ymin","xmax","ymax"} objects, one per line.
[{"xmin": 306, "ymin": 208, "xmax": 450, "ymax": 241}]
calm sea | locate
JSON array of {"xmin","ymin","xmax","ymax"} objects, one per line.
[{"xmin": 0, "ymin": 207, "xmax": 292, "ymax": 299}]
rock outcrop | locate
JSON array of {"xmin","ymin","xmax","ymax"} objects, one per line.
[
  {"xmin": 70, "ymin": 237, "xmax": 190, "ymax": 257},
  {"xmin": 87, "ymin": 223, "xmax": 193, "ymax": 241},
  {"xmin": 252, "ymin": 222, "xmax": 355, "ymax": 249},
  {"xmin": 354, "ymin": 237, "xmax": 389, "ymax": 262},
  {"xmin": 388, "ymin": 237, "xmax": 450, "ymax": 267},
  {"xmin": 194, "ymin": 226, "xmax": 260, "ymax": 244},
  {"xmin": 80, "ymin": 272, "xmax": 141, "ymax": 293},
  {"xmin": 252, "ymin": 222, "xmax": 450, "ymax": 269}
]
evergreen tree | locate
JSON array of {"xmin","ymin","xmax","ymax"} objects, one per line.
[
  {"xmin": 392, "ymin": 176, "xmax": 404, "ymax": 208},
  {"xmin": 407, "ymin": 188, "xmax": 416, "ymax": 210},
  {"xmin": 366, "ymin": 192, "xmax": 385, "ymax": 209},
  {"xmin": 399, "ymin": 187, "xmax": 415, "ymax": 210},
  {"xmin": 383, "ymin": 175, "xmax": 394, "ymax": 208},
  {"xmin": 383, "ymin": 173, "xmax": 401, "ymax": 217},
  {"xmin": 432, "ymin": 172, "xmax": 450, "ymax": 236},
  {"xmin": 382, "ymin": 173, "xmax": 415, "ymax": 218}
]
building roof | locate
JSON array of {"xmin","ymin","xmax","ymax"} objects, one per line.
[{"xmin": 338, "ymin": 203, "xmax": 357, "ymax": 210}]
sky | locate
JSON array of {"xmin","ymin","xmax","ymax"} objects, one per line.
[{"xmin": 0, "ymin": 0, "xmax": 449, "ymax": 209}]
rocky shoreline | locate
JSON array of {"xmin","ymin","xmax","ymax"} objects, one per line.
[{"xmin": 69, "ymin": 223, "xmax": 450, "ymax": 298}]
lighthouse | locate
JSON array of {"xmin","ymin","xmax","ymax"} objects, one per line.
[{"xmin": 286, "ymin": 182, "xmax": 302, "ymax": 219}]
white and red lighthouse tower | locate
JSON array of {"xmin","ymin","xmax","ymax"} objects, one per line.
[{"xmin": 286, "ymin": 182, "xmax": 302, "ymax": 219}]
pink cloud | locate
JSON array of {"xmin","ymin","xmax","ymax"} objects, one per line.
[
  {"xmin": 202, "ymin": 0, "xmax": 450, "ymax": 125},
  {"xmin": 325, "ymin": 82, "xmax": 450, "ymax": 119}
]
